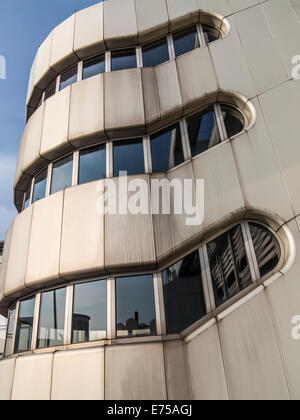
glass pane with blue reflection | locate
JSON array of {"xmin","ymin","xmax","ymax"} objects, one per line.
[
  {"xmin": 162, "ymin": 250, "xmax": 206, "ymax": 334},
  {"xmin": 79, "ymin": 145, "xmax": 106, "ymax": 185},
  {"xmin": 37, "ymin": 288, "xmax": 66, "ymax": 349},
  {"xmin": 113, "ymin": 140, "xmax": 144, "ymax": 177},
  {"xmin": 14, "ymin": 297, "xmax": 35, "ymax": 353},
  {"xmin": 151, "ymin": 124, "xmax": 184, "ymax": 172},
  {"xmin": 142, "ymin": 38, "xmax": 169, "ymax": 67},
  {"xmin": 32, "ymin": 168, "xmax": 48, "ymax": 204},
  {"xmin": 83, "ymin": 54, "xmax": 105, "ymax": 80},
  {"xmin": 50, "ymin": 155, "xmax": 73, "ymax": 195},
  {"xmin": 60, "ymin": 65, "xmax": 78, "ymax": 91},
  {"xmin": 186, "ymin": 107, "xmax": 221, "ymax": 157},
  {"xmin": 116, "ymin": 275, "xmax": 156, "ymax": 338},
  {"xmin": 23, "ymin": 184, "xmax": 31, "ymax": 210},
  {"xmin": 173, "ymin": 26, "xmax": 200, "ymax": 58},
  {"xmin": 111, "ymin": 49, "xmax": 137, "ymax": 71},
  {"xmin": 72, "ymin": 280, "xmax": 107, "ymax": 344}
]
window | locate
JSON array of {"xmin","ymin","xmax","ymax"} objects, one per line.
[
  {"xmin": 151, "ymin": 124, "xmax": 184, "ymax": 172},
  {"xmin": 142, "ymin": 38, "xmax": 170, "ymax": 67},
  {"xmin": 83, "ymin": 54, "xmax": 105, "ymax": 80},
  {"xmin": 186, "ymin": 107, "xmax": 221, "ymax": 157},
  {"xmin": 221, "ymin": 104, "xmax": 245, "ymax": 138},
  {"xmin": 44, "ymin": 78, "xmax": 56, "ymax": 101},
  {"xmin": 72, "ymin": 280, "xmax": 107, "ymax": 344},
  {"xmin": 23, "ymin": 184, "xmax": 31, "ymax": 210},
  {"xmin": 59, "ymin": 65, "xmax": 78, "ymax": 91},
  {"xmin": 173, "ymin": 26, "xmax": 200, "ymax": 58},
  {"xmin": 37, "ymin": 288, "xmax": 66, "ymax": 349},
  {"xmin": 113, "ymin": 140, "xmax": 145, "ymax": 177},
  {"xmin": 162, "ymin": 250, "xmax": 206, "ymax": 334},
  {"xmin": 207, "ymin": 225, "xmax": 252, "ymax": 307},
  {"xmin": 50, "ymin": 154, "xmax": 73, "ymax": 195},
  {"xmin": 250, "ymin": 223, "xmax": 281, "ymax": 278},
  {"xmin": 4, "ymin": 306, "xmax": 16, "ymax": 357},
  {"xmin": 202, "ymin": 24, "xmax": 222, "ymax": 44},
  {"xmin": 79, "ymin": 145, "xmax": 106, "ymax": 185},
  {"xmin": 111, "ymin": 49, "xmax": 137, "ymax": 72},
  {"xmin": 14, "ymin": 297, "xmax": 35, "ymax": 353},
  {"xmin": 116, "ymin": 275, "xmax": 156, "ymax": 338},
  {"xmin": 32, "ymin": 168, "xmax": 47, "ymax": 203}
]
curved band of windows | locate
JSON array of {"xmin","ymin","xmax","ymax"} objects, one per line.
[
  {"xmin": 23, "ymin": 103, "xmax": 245, "ymax": 210},
  {"xmin": 4, "ymin": 221, "xmax": 281, "ymax": 356}
]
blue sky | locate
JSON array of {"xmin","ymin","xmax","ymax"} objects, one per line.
[{"xmin": 0, "ymin": 0, "xmax": 102, "ymax": 240}]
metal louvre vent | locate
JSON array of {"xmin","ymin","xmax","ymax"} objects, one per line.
[{"xmin": 249, "ymin": 223, "xmax": 281, "ymax": 278}]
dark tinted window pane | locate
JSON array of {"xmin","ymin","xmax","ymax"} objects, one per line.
[
  {"xmin": 116, "ymin": 275, "xmax": 156, "ymax": 338},
  {"xmin": 60, "ymin": 65, "xmax": 78, "ymax": 91},
  {"xmin": 151, "ymin": 124, "xmax": 184, "ymax": 172},
  {"xmin": 111, "ymin": 49, "xmax": 137, "ymax": 71},
  {"xmin": 83, "ymin": 54, "xmax": 105, "ymax": 79},
  {"xmin": 14, "ymin": 297, "xmax": 35, "ymax": 353},
  {"xmin": 113, "ymin": 140, "xmax": 144, "ymax": 177},
  {"xmin": 4, "ymin": 306, "xmax": 16, "ymax": 357},
  {"xmin": 250, "ymin": 223, "xmax": 281, "ymax": 278},
  {"xmin": 51, "ymin": 155, "xmax": 73, "ymax": 195},
  {"xmin": 221, "ymin": 104, "xmax": 244, "ymax": 138},
  {"xmin": 79, "ymin": 145, "xmax": 106, "ymax": 185},
  {"xmin": 187, "ymin": 107, "xmax": 221, "ymax": 157},
  {"xmin": 37, "ymin": 288, "xmax": 66, "ymax": 349},
  {"xmin": 44, "ymin": 78, "xmax": 56, "ymax": 101},
  {"xmin": 162, "ymin": 251, "xmax": 206, "ymax": 334},
  {"xmin": 23, "ymin": 184, "xmax": 31, "ymax": 210},
  {"xmin": 142, "ymin": 38, "xmax": 169, "ymax": 67},
  {"xmin": 32, "ymin": 169, "xmax": 47, "ymax": 203},
  {"xmin": 72, "ymin": 280, "xmax": 107, "ymax": 344},
  {"xmin": 202, "ymin": 24, "xmax": 222, "ymax": 44},
  {"xmin": 207, "ymin": 225, "xmax": 252, "ymax": 307},
  {"xmin": 173, "ymin": 27, "xmax": 200, "ymax": 57}
]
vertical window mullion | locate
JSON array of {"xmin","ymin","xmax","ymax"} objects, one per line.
[
  {"xmin": 153, "ymin": 273, "xmax": 167, "ymax": 336},
  {"xmin": 11, "ymin": 301, "xmax": 20, "ymax": 355},
  {"xmin": 201, "ymin": 244, "xmax": 216, "ymax": 311},
  {"xmin": 197, "ymin": 23, "xmax": 206, "ymax": 47},
  {"xmin": 64, "ymin": 285, "xmax": 74, "ymax": 346},
  {"xmin": 179, "ymin": 119, "xmax": 192, "ymax": 161},
  {"xmin": 106, "ymin": 51, "xmax": 111, "ymax": 72},
  {"xmin": 72, "ymin": 151, "xmax": 79, "ymax": 187},
  {"xmin": 167, "ymin": 34, "xmax": 175, "ymax": 60},
  {"xmin": 214, "ymin": 103, "xmax": 228, "ymax": 141},
  {"xmin": 31, "ymin": 293, "xmax": 41, "ymax": 350},
  {"xmin": 143, "ymin": 136, "xmax": 152, "ymax": 174},
  {"xmin": 55, "ymin": 75, "xmax": 60, "ymax": 93},
  {"xmin": 77, "ymin": 62, "xmax": 83, "ymax": 82},
  {"xmin": 241, "ymin": 221, "xmax": 260, "ymax": 282},
  {"xmin": 107, "ymin": 278, "xmax": 116, "ymax": 340},
  {"xmin": 45, "ymin": 163, "xmax": 52, "ymax": 197},
  {"xmin": 29, "ymin": 178, "xmax": 34, "ymax": 206},
  {"xmin": 199, "ymin": 247, "xmax": 214, "ymax": 314},
  {"xmin": 136, "ymin": 46, "xmax": 143, "ymax": 68},
  {"xmin": 106, "ymin": 141, "xmax": 113, "ymax": 178}
]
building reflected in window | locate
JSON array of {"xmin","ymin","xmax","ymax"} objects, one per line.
[
  {"xmin": 151, "ymin": 124, "xmax": 184, "ymax": 172},
  {"xmin": 14, "ymin": 297, "xmax": 35, "ymax": 353}
]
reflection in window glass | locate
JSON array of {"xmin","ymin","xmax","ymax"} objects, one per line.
[
  {"xmin": 151, "ymin": 124, "xmax": 184, "ymax": 172},
  {"xmin": 79, "ymin": 145, "xmax": 106, "ymax": 185},
  {"xmin": 32, "ymin": 169, "xmax": 47, "ymax": 204},
  {"xmin": 250, "ymin": 223, "xmax": 281, "ymax": 278},
  {"xmin": 14, "ymin": 297, "xmax": 35, "ymax": 353},
  {"xmin": 142, "ymin": 38, "xmax": 169, "ymax": 67},
  {"xmin": 23, "ymin": 184, "xmax": 31, "ymax": 210},
  {"xmin": 50, "ymin": 155, "xmax": 73, "ymax": 195},
  {"xmin": 203, "ymin": 24, "xmax": 222, "ymax": 44},
  {"xmin": 207, "ymin": 225, "xmax": 252, "ymax": 307},
  {"xmin": 83, "ymin": 54, "xmax": 105, "ymax": 80},
  {"xmin": 173, "ymin": 26, "xmax": 200, "ymax": 58},
  {"xmin": 221, "ymin": 104, "xmax": 244, "ymax": 138},
  {"xmin": 116, "ymin": 275, "xmax": 156, "ymax": 338},
  {"xmin": 111, "ymin": 49, "xmax": 137, "ymax": 72},
  {"xmin": 37, "ymin": 288, "xmax": 66, "ymax": 349},
  {"xmin": 4, "ymin": 306, "xmax": 16, "ymax": 357},
  {"xmin": 44, "ymin": 78, "xmax": 56, "ymax": 101},
  {"xmin": 60, "ymin": 65, "xmax": 78, "ymax": 91},
  {"xmin": 72, "ymin": 280, "xmax": 107, "ymax": 344},
  {"xmin": 186, "ymin": 107, "xmax": 220, "ymax": 157},
  {"xmin": 113, "ymin": 140, "xmax": 144, "ymax": 177},
  {"xmin": 162, "ymin": 251, "xmax": 206, "ymax": 334}
]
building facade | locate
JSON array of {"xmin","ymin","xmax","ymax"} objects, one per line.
[{"xmin": 0, "ymin": 0, "xmax": 300, "ymax": 400}]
